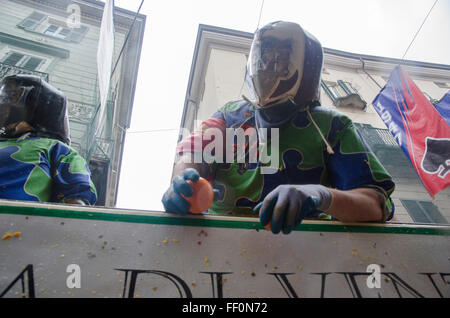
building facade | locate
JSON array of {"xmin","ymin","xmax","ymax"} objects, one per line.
[
  {"xmin": 0, "ymin": 0, "xmax": 146, "ymax": 206},
  {"xmin": 180, "ymin": 24, "xmax": 450, "ymax": 224}
]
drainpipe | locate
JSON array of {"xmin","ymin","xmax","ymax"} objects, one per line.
[{"xmin": 360, "ymin": 57, "xmax": 382, "ymax": 89}]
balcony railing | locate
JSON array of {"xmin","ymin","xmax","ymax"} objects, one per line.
[
  {"xmin": 93, "ymin": 138, "xmax": 115, "ymax": 160},
  {"xmin": 0, "ymin": 62, "xmax": 49, "ymax": 82},
  {"xmin": 355, "ymin": 124, "xmax": 398, "ymax": 148}
]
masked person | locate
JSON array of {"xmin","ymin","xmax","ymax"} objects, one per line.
[
  {"xmin": 0, "ymin": 74, "xmax": 97, "ymax": 205},
  {"xmin": 162, "ymin": 21, "xmax": 395, "ymax": 234}
]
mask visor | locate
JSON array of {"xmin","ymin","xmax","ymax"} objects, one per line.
[
  {"xmin": 248, "ymin": 36, "xmax": 296, "ymax": 106},
  {"xmin": 0, "ymin": 81, "xmax": 30, "ymax": 137}
]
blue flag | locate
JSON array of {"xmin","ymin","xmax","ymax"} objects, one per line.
[
  {"xmin": 435, "ymin": 90, "xmax": 450, "ymax": 125},
  {"xmin": 372, "ymin": 66, "xmax": 450, "ymax": 198}
]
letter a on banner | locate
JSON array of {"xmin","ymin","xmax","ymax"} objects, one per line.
[
  {"xmin": 95, "ymin": 0, "xmax": 115, "ymax": 135},
  {"xmin": 372, "ymin": 66, "xmax": 450, "ymax": 198}
]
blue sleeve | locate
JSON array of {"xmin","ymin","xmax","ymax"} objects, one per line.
[
  {"xmin": 49, "ymin": 142, "xmax": 97, "ymax": 205},
  {"xmin": 326, "ymin": 119, "xmax": 395, "ymax": 221}
]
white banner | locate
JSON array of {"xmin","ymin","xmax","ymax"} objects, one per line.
[
  {"xmin": 0, "ymin": 200, "xmax": 449, "ymax": 299},
  {"xmin": 95, "ymin": 0, "xmax": 115, "ymax": 135}
]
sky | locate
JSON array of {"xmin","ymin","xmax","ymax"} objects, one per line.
[{"xmin": 111, "ymin": 0, "xmax": 450, "ymax": 211}]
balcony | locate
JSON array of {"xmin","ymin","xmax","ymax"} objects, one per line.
[
  {"xmin": 0, "ymin": 62, "xmax": 49, "ymax": 82},
  {"xmin": 356, "ymin": 124, "xmax": 398, "ymax": 148},
  {"xmin": 321, "ymin": 80, "xmax": 367, "ymax": 110}
]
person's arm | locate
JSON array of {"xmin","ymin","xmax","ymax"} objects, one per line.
[
  {"xmin": 257, "ymin": 184, "xmax": 390, "ymax": 235},
  {"xmin": 321, "ymin": 114, "xmax": 395, "ymax": 223},
  {"xmin": 163, "ymin": 115, "xmax": 226, "ymax": 214},
  {"xmin": 258, "ymin": 112, "xmax": 395, "ymax": 234},
  {"xmin": 51, "ymin": 142, "xmax": 97, "ymax": 206},
  {"xmin": 324, "ymin": 187, "xmax": 385, "ymax": 222},
  {"xmin": 64, "ymin": 197, "xmax": 88, "ymax": 205}
]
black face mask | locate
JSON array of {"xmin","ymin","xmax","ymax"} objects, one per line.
[
  {"xmin": 7, "ymin": 105, "xmax": 24, "ymax": 124},
  {"xmin": 0, "ymin": 104, "xmax": 27, "ymax": 138}
]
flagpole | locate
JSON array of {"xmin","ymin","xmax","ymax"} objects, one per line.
[
  {"xmin": 110, "ymin": 0, "xmax": 145, "ymax": 78},
  {"xmin": 91, "ymin": 0, "xmax": 144, "ymax": 129}
]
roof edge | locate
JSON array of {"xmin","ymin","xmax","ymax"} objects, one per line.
[
  {"xmin": 323, "ymin": 47, "xmax": 450, "ymax": 71},
  {"xmin": 196, "ymin": 23, "xmax": 450, "ymax": 70}
]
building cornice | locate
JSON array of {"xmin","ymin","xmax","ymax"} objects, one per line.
[
  {"xmin": 323, "ymin": 48, "xmax": 450, "ymax": 81},
  {"xmin": 10, "ymin": 0, "xmax": 146, "ymax": 31},
  {"xmin": 0, "ymin": 31, "xmax": 70, "ymax": 58},
  {"xmin": 180, "ymin": 23, "xmax": 450, "ymax": 133},
  {"xmin": 193, "ymin": 24, "xmax": 450, "ymax": 79}
]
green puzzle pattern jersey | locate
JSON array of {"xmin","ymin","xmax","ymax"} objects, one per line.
[
  {"xmin": 0, "ymin": 136, "xmax": 97, "ymax": 204},
  {"xmin": 177, "ymin": 100, "xmax": 395, "ymax": 219}
]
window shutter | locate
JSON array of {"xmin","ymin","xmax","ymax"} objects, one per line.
[
  {"xmin": 400, "ymin": 199, "xmax": 447, "ymax": 224},
  {"xmin": 400, "ymin": 200, "xmax": 433, "ymax": 223},
  {"xmin": 321, "ymin": 80, "xmax": 336, "ymax": 103},
  {"xmin": 337, "ymin": 80, "xmax": 354, "ymax": 95},
  {"xmin": 17, "ymin": 12, "xmax": 46, "ymax": 30},
  {"xmin": 418, "ymin": 201, "xmax": 448, "ymax": 224},
  {"xmin": 68, "ymin": 25, "xmax": 88, "ymax": 43}
]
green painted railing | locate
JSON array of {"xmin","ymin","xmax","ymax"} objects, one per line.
[{"xmin": 1, "ymin": 200, "xmax": 449, "ymax": 236}]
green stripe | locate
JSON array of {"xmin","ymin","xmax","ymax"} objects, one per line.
[{"xmin": 1, "ymin": 204, "xmax": 449, "ymax": 236}]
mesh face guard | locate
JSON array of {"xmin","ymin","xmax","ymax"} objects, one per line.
[
  {"xmin": 246, "ymin": 21, "xmax": 306, "ymax": 108},
  {"xmin": 259, "ymin": 37, "xmax": 292, "ymax": 77},
  {"xmin": 245, "ymin": 21, "xmax": 324, "ymax": 109}
]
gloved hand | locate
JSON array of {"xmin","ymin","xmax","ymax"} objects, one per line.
[
  {"xmin": 162, "ymin": 168, "xmax": 200, "ymax": 215},
  {"xmin": 162, "ymin": 168, "xmax": 219, "ymax": 215},
  {"xmin": 254, "ymin": 184, "xmax": 332, "ymax": 234}
]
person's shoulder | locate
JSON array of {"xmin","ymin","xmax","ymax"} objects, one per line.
[
  {"xmin": 32, "ymin": 136, "xmax": 83, "ymax": 157},
  {"xmin": 3, "ymin": 135, "xmax": 57, "ymax": 148},
  {"xmin": 215, "ymin": 100, "xmax": 256, "ymax": 126},
  {"xmin": 54, "ymin": 140, "xmax": 82, "ymax": 156},
  {"xmin": 310, "ymin": 104, "xmax": 345, "ymax": 117},
  {"xmin": 310, "ymin": 104, "xmax": 353, "ymax": 124},
  {"xmin": 27, "ymin": 136, "xmax": 68, "ymax": 148},
  {"xmin": 218, "ymin": 99, "xmax": 254, "ymax": 114}
]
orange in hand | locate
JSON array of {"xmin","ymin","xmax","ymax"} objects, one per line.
[
  {"xmin": 259, "ymin": 208, "xmax": 271, "ymax": 231},
  {"xmin": 182, "ymin": 177, "xmax": 214, "ymax": 214}
]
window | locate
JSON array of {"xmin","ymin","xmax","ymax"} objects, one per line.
[
  {"xmin": 400, "ymin": 199, "xmax": 447, "ymax": 224},
  {"xmin": 321, "ymin": 80, "xmax": 367, "ymax": 109},
  {"xmin": 18, "ymin": 11, "xmax": 88, "ymax": 43},
  {"xmin": 43, "ymin": 24, "xmax": 72, "ymax": 40},
  {"xmin": 321, "ymin": 80, "xmax": 343, "ymax": 101},
  {"xmin": 18, "ymin": 11, "xmax": 46, "ymax": 30},
  {"xmin": 338, "ymin": 80, "xmax": 358, "ymax": 95},
  {"xmin": 1, "ymin": 51, "xmax": 46, "ymax": 71}
]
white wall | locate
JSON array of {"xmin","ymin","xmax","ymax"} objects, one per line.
[{"xmin": 197, "ymin": 48, "xmax": 249, "ymax": 122}]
